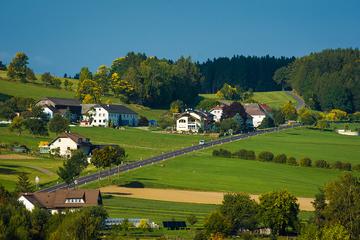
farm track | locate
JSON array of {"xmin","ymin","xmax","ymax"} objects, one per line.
[{"xmin": 39, "ymin": 124, "xmax": 301, "ymax": 193}]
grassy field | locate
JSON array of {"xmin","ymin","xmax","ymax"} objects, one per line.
[
  {"xmin": 199, "ymin": 91, "xmax": 297, "ymax": 109},
  {"xmin": 0, "ymin": 156, "xmax": 63, "ymax": 190},
  {"xmin": 85, "ymin": 127, "xmax": 360, "ymax": 197},
  {"xmin": 103, "ymin": 195, "xmax": 216, "ymax": 227}
]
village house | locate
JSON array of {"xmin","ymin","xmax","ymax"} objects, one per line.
[
  {"xmin": 243, "ymin": 103, "xmax": 270, "ymax": 128},
  {"xmin": 82, "ymin": 104, "xmax": 138, "ymax": 127},
  {"xmin": 18, "ymin": 189, "xmax": 102, "ymax": 214},
  {"xmin": 36, "ymin": 97, "xmax": 82, "ymax": 122},
  {"xmin": 176, "ymin": 109, "xmax": 214, "ymax": 133},
  {"xmin": 48, "ymin": 132, "xmax": 92, "ymax": 157},
  {"xmin": 210, "ymin": 104, "xmax": 226, "ymax": 122}
]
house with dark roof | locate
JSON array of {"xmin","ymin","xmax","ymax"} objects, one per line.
[
  {"xmin": 48, "ymin": 132, "xmax": 92, "ymax": 157},
  {"xmin": 18, "ymin": 189, "xmax": 102, "ymax": 214},
  {"xmin": 175, "ymin": 109, "xmax": 214, "ymax": 133},
  {"xmin": 82, "ymin": 104, "xmax": 138, "ymax": 127},
  {"xmin": 36, "ymin": 97, "xmax": 82, "ymax": 122}
]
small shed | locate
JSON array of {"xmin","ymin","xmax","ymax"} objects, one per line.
[
  {"xmin": 12, "ymin": 145, "xmax": 29, "ymax": 153},
  {"xmin": 38, "ymin": 141, "xmax": 50, "ymax": 154},
  {"xmin": 163, "ymin": 221, "xmax": 187, "ymax": 230}
]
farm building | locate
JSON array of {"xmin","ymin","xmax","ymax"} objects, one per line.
[
  {"xmin": 48, "ymin": 132, "xmax": 92, "ymax": 157},
  {"xmin": 36, "ymin": 97, "xmax": 82, "ymax": 122},
  {"xmin": 82, "ymin": 104, "xmax": 138, "ymax": 127},
  {"xmin": 210, "ymin": 104, "xmax": 226, "ymax": 122},
  {"xmin": 175, "ymin": 109, "xmax": 214, "ymax": 133},
  {"xmin": 18, "ymin": 189, "xmax": 102, "ymax": 214}
]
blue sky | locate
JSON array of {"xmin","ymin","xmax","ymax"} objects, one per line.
[{"xmin": 0, "ymin": 0, "xmax": 359, "ymax": 76}]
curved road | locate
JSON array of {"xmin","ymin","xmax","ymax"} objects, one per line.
[
  {"xmin": 285, "ymin": 91, "xmax": 305, "ymax": 110},
  {"xmin": 39, "ymin": 124, "xmax": 300, "ymax": 193}
]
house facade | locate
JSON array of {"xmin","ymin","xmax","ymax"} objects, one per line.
[
  {"xmin": 210, "ymin": 104, "xmax": 226, "ymax": 122},
  {"xmin": 36, "ymin": 97, "xmax": 82, "ymax": 122},
  {"xmin": 18, "ymin": 189, "xmax": 102, "ymax": 214},
  {"xmin": 244, "ymin": 103, "xmax": 269, "ymax": 128},
  {"xmin": 48, "ymin": 132, "xmax": 92, "ymax": 157},
  {"xmin": 176, "ymin": 109, "xmax": 213, "ymax": 133},
  {"xmin": 83, "ymin": 104, "xmax": 138, "ymax": 127}
]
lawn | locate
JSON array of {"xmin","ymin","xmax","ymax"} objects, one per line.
[
  {"xmin": 199, "ymin": 91, "xmax": 297, "ymax": 109},
  {"xmin": 85, "ymin": 127, "xmax": 360, "ymax": 197},
  {"xmin": 0, "ymin": 156, "xmax": 63, "ymax": 190},
  {"xmin": 70, "ymin": 126, "xmax": 214, "ymax": 161}
]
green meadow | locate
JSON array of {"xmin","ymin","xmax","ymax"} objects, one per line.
[
  {"xmin": 199, "ymin": 91, "xmax": 297, "ymax": 109},
  {"xmin": 85, "ymin": 127, "xmax": 360, "ymax": 197},
  {"xmin": 0, "ymin": 156, "xmax": 63, "ymax": 190}
]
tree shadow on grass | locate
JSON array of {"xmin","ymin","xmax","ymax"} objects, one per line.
[
  {"xmin": 120, "ymin": 181, "xmax": 145, "ymax": 188},
  {"xmin": 0, "ymin": 167, "xmax": 19, "ymax": 175}
]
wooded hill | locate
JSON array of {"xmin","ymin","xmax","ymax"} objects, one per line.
[{"xmin": 274, "ymin": 48, "xmax": 360, "ymax": 113}]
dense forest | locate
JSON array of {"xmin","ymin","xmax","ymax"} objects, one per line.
[
  {"xmin": 274, "ymin": 48, "xmax": 360, "ymax": 113},
  {"xmin": 198, "ymin": 55, "xmax": 295, "ymax": 93}
]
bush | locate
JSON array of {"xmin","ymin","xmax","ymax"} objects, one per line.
[
  {"xmin": 212, "ymin": 149, "xmax": 232, "ymax": 158},
  {"xmin": 299, "ymin": 157, "xmax": 312, "ymax": 167},
  {"xmin": 232, "ymin": 149, "xmax": 256, "ymax": 160},
  {"xmin": 353, "ymin": 164, "xmax": 360, "ymax": 172},
  {"xmin": 315, "ymin": 160, "xmax": 330, "ymax": 168},
  {"xmin": 332, "ymin": 161, "xmax": 352, "ymax": 171},
  {"xmin": 273, "ymin": 154, "xmax": 287, "ymax": 164},
  {"xmin": 287, "ymin": 157, "xmax": 298, "ymax": 166},
  {"xmin": 258, "ymin": 151, "xmax": 274, "ymax": 161}
]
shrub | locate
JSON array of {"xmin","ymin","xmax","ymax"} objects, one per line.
[
  {"xmin": 287, "ymin": 157, "xmax": 298, "ymax": 166},
  {"xmin": 332, "ymin": 161, "xmax": 352, "ymax": 171},
  {"xmin": 315, "ymin": 160, "xmax": 330, "ymax": 169},
  {"xmin": 258, "ymin": 151, "xmax": 274, "ymax": 162},
  {"xmin": 299, "ymin": 157, "xmax": 312, "ymax": 167},
  {"xmin": 212, "ymin": 148, "xmax": 232, "ymax": 158},
  {"xmin": 138, "ymin": 116, "xmax": 149, "ymax": 126},
  {"xmin": 273, "ymin": 154, "xmax": 287, "ymax": 164},
  {"xmin": 353, "ymin": 164, "xmax": 360, "ymax": 172},
  {"xmin": 232, "ymin": 149, "xmax": 256, "ymax": 160}
]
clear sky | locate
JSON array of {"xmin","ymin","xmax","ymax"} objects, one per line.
[{"xmin": 1, "ymin": 0, "xmax": 359, "ymax": 76}]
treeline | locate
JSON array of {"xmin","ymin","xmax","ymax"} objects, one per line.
[
  {"xmin": 274, "ymin": 48, "xmax": 360, "ymax": 113},
  {"xmin": 196, "ymin": 174, "xmax": 359, "ymax": 240},
  {"xmin": 76, "ymin": 52, "xmax": 202, "ymax": 107},
  {"xmin": 198, "ymin": 55, "xmax": 295, "ymax": 93}
]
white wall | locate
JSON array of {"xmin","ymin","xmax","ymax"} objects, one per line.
[
  {"xmin": 18, "ymin": 196, "xmax": 35, "ymax": 212},
  {"xmin": 89, "ymin": 107, "xmax": 109, "ymax": 127},
  {"xmin": 251, "ymin": 115, "xmax": 266, "ymax": 128},
  {"xmin": 210, "ymin": 109, "xmax": 222, "ymax": 122},
  {"xmin": 43, "ymin": 107, "xmax": 54, "ymax": 119},
  {"xmin": 49, "ymin": 137, "xmax": 78, "ymax": 157},
  {"xmin": 176, "ymin": 116, "xmax": 200, "ymax": 132}
]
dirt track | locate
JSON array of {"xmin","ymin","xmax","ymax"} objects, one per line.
[{"xmin": 101, "ymin": 186, "xmax": 314, "ymax": 211}]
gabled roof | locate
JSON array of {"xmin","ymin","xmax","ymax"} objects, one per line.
[
  {"xmin": 210, "ymin": 104, "xmax": 226, "ymax": 111},
  {"xmin": 244, "ymin": 103, "xmax": 266, "ymax": 116},
  {"xmin": 21, "ymin": 189, "xmax": 102, "ymax": 209},
  {"xmin": 49, "ymin": 132, "xmax": 91, "ymax": 146},
  {"xmin": 43, "ymin": 97, "xmax": 81, "ymax": 106},
  {"xmin": 177, "ymin": 109, "xmax": 213, "ymax": 121},
  {"xmin": 88, "ymin": 104, "xmax": 137, "ymax": 115}
]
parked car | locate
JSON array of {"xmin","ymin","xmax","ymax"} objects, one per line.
[{"xmin": 199, "ymin": 140, "xmax": 205, "ymax": 145}]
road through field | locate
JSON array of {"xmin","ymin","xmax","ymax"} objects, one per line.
[{"xmin": 100, "ymin": 186, "xmax": 314, "ymax": 211}]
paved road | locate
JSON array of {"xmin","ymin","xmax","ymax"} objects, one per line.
[
  {"xmin": 285, "ymin": 91, "xmax": 305, "ymax": 110},
  {"xmin": 39, "ymin": 124, "xmax": 300, "ymax": 193}
]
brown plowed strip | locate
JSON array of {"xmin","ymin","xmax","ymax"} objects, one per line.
[
  {"xmin": 0, "ymin": 154, "xmax": 35, "ymax": 160},
  {"xmin": 100, "ymin": 186, "xmax": 314, "ymax": 211}
]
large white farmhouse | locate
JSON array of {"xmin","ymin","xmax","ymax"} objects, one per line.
[
  {"xmin": 176, "ymin": 109, "xmax": 213, "ymax": 133},
  {"xmin": 36, "ymin": 97, "xmax": 82, "ymax": 122},
  {"xmin": 82, "ymin": 104, "xmax": 138, "ymax": 127},
  {"xmin": 18, "ymin": 189, "xmax": 102, "ymax": 214},
  {"xmin": 48, "ymin": 132, "xmax": 92, "ymax": 157}
]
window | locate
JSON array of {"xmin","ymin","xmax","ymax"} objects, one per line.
[
  {"xmin": 94, "ymin": 120, "xmax": 97, "ymax": 123},
  {"xmin": 58, "ymin": 139, "xmax": 61, "ymax": 142},
  {"xmin": 179, "ymin": 119, "xmax": 186, "ymax": 123}
]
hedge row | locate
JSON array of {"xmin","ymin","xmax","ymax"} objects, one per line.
[{"xmin": 212, "ymin": 149, "xmax": 359, "ymax": 172}]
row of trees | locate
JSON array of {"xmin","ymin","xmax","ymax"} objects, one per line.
[
  {"xmin": 273, "ymin": 48, "xmax": 360, "ymax": 113},
  {"xmin": 0, "ymin": 184, "xmax": 107, "ymax": 240},
  {"xmin": 76, "ymin": 52, "xmax": 202, "ymax": 107},
  {"xmin": 198, "ymin": 55, "xmax": 295, "ymax": 93}
]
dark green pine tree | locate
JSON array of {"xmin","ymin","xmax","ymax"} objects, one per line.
[{"xmin": 15, "ymin": 172, "xmax": 35, "ymax": 193}]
